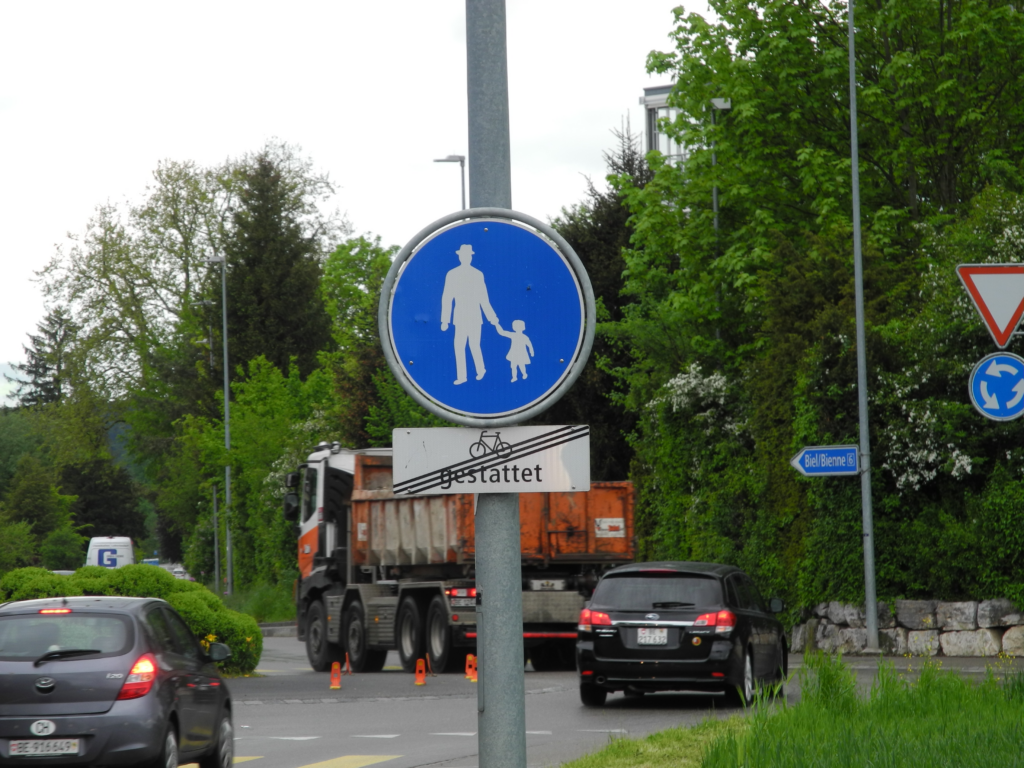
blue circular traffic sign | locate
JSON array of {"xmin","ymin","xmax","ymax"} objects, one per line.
[
  {"xmin": 968, "ymin": 351, "xmax": 1024, "ymax": 421},
  {"xmin": 379, "ymin": 208, "xmax": 595, "ymax": 426}
]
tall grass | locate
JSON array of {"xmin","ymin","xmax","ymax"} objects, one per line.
[
  {"xmin": 703, "ymin": 652, "xmax": 1024, "ymax": 767},
  {"xmin": 221, "ymin": 581, "xmax": 296, "ymax": 623}
]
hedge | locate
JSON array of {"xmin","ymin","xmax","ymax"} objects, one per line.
[{"xmin": 0, "ymin": 565, "xmax": 261, "ymax": 674}]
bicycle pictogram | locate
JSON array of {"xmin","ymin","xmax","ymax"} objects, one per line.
[{"xmin": 469, "ymin": 430, "xmax": 513, "ymax": 459}]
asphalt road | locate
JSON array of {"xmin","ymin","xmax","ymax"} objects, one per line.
[{"xmin": 207, "ymin": 637, "xmax": 1024, "ymax": 768}]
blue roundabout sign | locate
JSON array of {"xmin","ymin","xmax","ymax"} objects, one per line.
[
  {"xmin": 379, "ymin": 208, "xmax": 595, "ymax": 427},
  {"xmin": 968, "ymin": 351, "xmax": 1024, "ymax": 421}
]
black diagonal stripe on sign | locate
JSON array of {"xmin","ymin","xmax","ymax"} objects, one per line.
[
  {"xmin": 394, "ymin": 425, "xmax": 582, "ymax": 491},
  {"xmin": 394, "ymin": 426, "xmax": 590, "ymax": 495}
]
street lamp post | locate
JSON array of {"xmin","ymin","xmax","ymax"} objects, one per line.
[
  {"xmin": 433, "ymin": 154, "xmax": 466, "ymax": 210},
  {"xmin": 204, "ymin": 256, "xmax": 233, "ymax": 596},
  {"xmin": 192, "ymin": 299, "xmax": 220, "ymax": 592},
  {"xmin": 710, "ymin": 97, "xmax": 731, "ymax": 238}
]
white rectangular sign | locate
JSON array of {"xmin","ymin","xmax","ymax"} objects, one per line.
[{"xmin": 392, "ymin": 425, "xmax": 590, "ymax": 496}]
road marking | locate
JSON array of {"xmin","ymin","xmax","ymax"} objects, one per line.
[
  {"xmin": 269, "ymin": 736, "xmax": 320, "ymax": 741},
  {"xmin": 383, "ymin": 666, "xmax": 402, "ymax": 671},
  {"xmin": 526, "ymin": 731, "xmax": 552, "ymax": 735},
  {"xmin": 430, "ymin": 732, "xmax": 476, "ymax": 737},
  {"xmin": 234, "ymin": 759, "xmax": 264, "ymax": 764},
  {"xmin": 579, "ymin": 729, "xmax": 628, "ymax": 734},
  {"xmin": 296, "ymin": 757, "xmax": 400, "ymax": 768},
  {"xmin": 351, "ymin": 735, "xmax": 400, "ymax": 739}
]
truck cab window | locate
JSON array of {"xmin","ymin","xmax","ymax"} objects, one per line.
[{"xmin": 301, "ymin": 467, "xmax": 319, "ymax": 524}]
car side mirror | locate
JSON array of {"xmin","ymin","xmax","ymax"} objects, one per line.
[
  {"xmin": 285, "ymin": 472, "xmax": 300, "ymax": 489},
  {"xmin": 207, "ymin": 642, "xmax": 232, "ymax": 663},
  {"xmin": 769, "ymin": 597, "xmax": 784, "ymax": 614},
  {"xmin": 283, "ymin": 492, "xmax": 300, "ymax": 521}
]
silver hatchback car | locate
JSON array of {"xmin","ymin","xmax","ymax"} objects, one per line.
[{"xmin": 0, "ymin": 596, "xmax": 233, "ymax": 768}]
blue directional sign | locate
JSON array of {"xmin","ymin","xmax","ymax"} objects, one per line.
[
  {"xmin": 381, "ymin": 211, "xmax": 593, "ymax": 424},
  {"xmin": 790, "ymin": 445, "xmax": 860, "ymax": 477},
  {"xmin": 969, "ymin": 352, "xmax": 1024, "ymax": 421}
]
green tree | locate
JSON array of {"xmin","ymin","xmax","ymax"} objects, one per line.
[
  {"xmin": 217, "ymin": 143, "xmax": 342, "ymax": 382},
  {"xmin": 3, "ymin": 455, "xmax": 77, "ymax": 544},
  {"xmin": 609, "ymin": 0, "xmax": 1024, "ymax": 610},
  {"xmin": 320, "ymin": 234, "xmax": 434, "ymax": 447},
  {"xmin": 59, "ymin": 458, "xmax": 146, "ymax": 541},
  {"xmin": 39, "ymin": 526, "xmax": 88, "ymax": 571},
  {"xmin": 534, "ymin": 127, "xmax": 650, "ymax": 480},
  {"xmin": 6, "ymin": 307, "xmax": 77, "ymax": 408},
  {"xmin": 0, "ymin": 409, "xmax": 36, "ymax": 499},
  {"xmin": 0, "ymin": 514, "xmax": 35, "ymax": 575}
]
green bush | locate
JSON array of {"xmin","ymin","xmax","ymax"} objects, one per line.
[{"xmin": 0, "ymin": 565, "xmax": 260, "ymax": 674}]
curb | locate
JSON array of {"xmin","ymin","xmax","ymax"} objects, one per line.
[{"xmin": 259, "ymin": 621, "xmax": 298, "ymax": 638}]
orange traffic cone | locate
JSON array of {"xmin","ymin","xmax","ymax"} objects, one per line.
[
  {"xmin": 330, "ymin": 661, "xmax": 342, "ymax": 690},
  {"xmin": 465, "ymin": 653, "xmax": 474, "ymax": 679},
  {"xmin": 415, "ymin": 658, "xmax": 426, "ymax": 685},
  {"xmin": 345, "ymin": 653, "xmax": 352, "ymax": 675},
  {"xmin": 469, "ymin": 655, "xmax": 478, "ymax": 683}
]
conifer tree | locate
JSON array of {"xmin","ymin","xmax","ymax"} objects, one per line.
[{"xmin": 6, "ymin": 307, "xmax": 76, "ymax": 408}]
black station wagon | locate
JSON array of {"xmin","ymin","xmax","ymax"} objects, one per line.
[
  {"xmin": 575, "ymin": 561, "xmax": 787, "ymax": 706},
  {"xmin": 0, "ymin": 596, "xmax": 233, "ymax": 768}
]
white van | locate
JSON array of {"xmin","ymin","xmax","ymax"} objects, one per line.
[{"xmin": 85, "ymin": 537, "xmax": 136, "ymax": 569}]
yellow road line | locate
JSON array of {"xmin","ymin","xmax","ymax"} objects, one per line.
[
  {"xmin": 181, "ymin": 760, "xmax": 262, "ymax": 767},
  {"xmin": 297, "ymin": 756, "xmax": 401, "ymax": 768}
]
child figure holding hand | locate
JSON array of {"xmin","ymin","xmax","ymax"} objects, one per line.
[{"xmin": 496, "ymin": 320, "xmax": 534, "ymax": 382}]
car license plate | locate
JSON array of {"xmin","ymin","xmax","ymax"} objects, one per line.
[
  {"xmin": 10, "ymin": 739, "xmax": 80, "ymax": 756},
  {"xmin": 637, "ymin": 627, "xmax": 667, "ymax": 645},
  {"xmin": 451, "ymin": 598, "xmax": 475, "ymax": 607}
]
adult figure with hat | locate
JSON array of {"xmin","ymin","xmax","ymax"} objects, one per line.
[{"xmin": 441, "ymin": 243, "xmax": 500, "ymax": 384}]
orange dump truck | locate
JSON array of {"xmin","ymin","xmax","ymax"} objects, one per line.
[{"xmin": 283, "ymin": 443, "xmax": 634, "ymax": 674}]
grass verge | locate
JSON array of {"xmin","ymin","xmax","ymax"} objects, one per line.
[
  {"xmin": 561, "ymin": 716, "xmax": 747, "ymax": 768},
  {"xmin": 221, "ymin": 581, "xmax": 296, "ymax": 623},
  {"xmin": 563, "ymin": 654, "xmax": 1024, "ymax": 768}
]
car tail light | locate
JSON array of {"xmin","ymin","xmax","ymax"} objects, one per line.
[
  {"xmin": 38, "ymin": 608, "xmax": 72, "ymax": 614},
  {"xmin": 693, "ymin": 610, "xmax": 737, "ymax": 634},
  {"xmin": 577, "ymin": 608, "xmax": 612, "ymax": 632},
  {"xmin": 117, "ymin": 654, "xmax": 157, "ymax": 700}
]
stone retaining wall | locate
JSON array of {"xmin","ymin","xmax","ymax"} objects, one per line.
[{"xmin": 790, "ymin": 599, "xmax": 1024, "ymax": 656}]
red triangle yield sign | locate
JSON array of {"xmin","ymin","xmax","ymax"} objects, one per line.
[{"xmin": 957, "ymin": 264, "xmax": 1024, "ymax": 348}]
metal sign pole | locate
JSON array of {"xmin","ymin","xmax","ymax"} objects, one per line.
[
  {"xmin": 467, "ymin": 1, "xmax": 527, "ymax": 766},
  {"xmin": 848, "ymin": 0, "xmax": 879, "ymax": 651}
]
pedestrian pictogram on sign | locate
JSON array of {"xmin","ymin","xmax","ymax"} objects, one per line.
[{"xmin": 956, "ymin": 264, "xmax": 1024, "ymax": 348}]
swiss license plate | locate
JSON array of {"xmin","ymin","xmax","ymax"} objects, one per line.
[
  {"xmin": 637, "ymin": 627, "xmax": 668, "ymax": 645},
  {"xmin": 451, "ymin": 598, "xmax": 475, "ymax": 607},
  {"xmin": 10, "ymin": 739, "xmax": 80, "ymax": 756}
]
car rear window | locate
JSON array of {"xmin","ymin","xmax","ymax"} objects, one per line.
[
  {"xmin": 590, "ymin": 572, "xmax": 723, "ymax": 610},
  {"xmin": 0, "ymin": 613, "xmax": 134, "ymax": 661}
]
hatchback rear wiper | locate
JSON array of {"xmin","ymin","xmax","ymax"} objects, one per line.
[
  {"xmin": 651, "ymin": 601, "xmax": 694, "ymax": 608},
  {"xmin": 34, "ymin": 649, "xmax": 102, "ymax": 667}
]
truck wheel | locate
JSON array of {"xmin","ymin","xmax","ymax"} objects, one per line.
[
  {"xmin": 425, "ymin": 595, "xmax": 463, "ymax": 673},
  {"xmin": 305, "ymin": 600, "xmax": 342, "ymax": 671},
  {"xmin": 343, "ymin": 602, "xmax": 386, "ymax": 672},
  {"xmin": 529, "ymin": 643, "xmax": 556, "ymax": 672},
  {"xmin": 396, "ymin": 596, "xmax": 424, "ymax": 673}
]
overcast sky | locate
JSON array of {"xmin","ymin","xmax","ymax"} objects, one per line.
[{"xmin": 0, "ymin": 1, "xmax": 685, "ymax": 375}]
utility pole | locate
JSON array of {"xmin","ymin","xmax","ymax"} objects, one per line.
[{"xmin": 466, "ymin": 2, "xmax": 527, "ymax": 767}]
